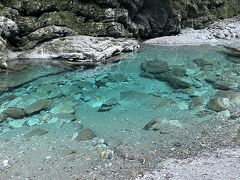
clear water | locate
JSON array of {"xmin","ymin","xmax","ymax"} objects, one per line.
[{"xmin": 0, "ymin": 44, "xmax": 239, "ymax": 179}]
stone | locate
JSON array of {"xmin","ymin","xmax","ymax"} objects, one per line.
[
  {"xmin": 143, "ymin": 118, "xmax": 181, "ymax": 134},
  {"xmin": 15, "ymin": 36, "xmax": 140, "ymax": 62},
  {"xmin": 50, "ymin": 103, "xmax": 75, "ymax": 114},
  {"xmin": 24, "ymin": 99, "xmax": 52, "ymax": 115},
  {"xmin": 98, "ymin": 98, "xmax": 119, "ymax": 112},
  {"xmin": 172, "ymin": 66, "xmax": 187, "ymax": 77},
  {"xmin": 143, "ymin": 118, "xmax": 161, "ymax": 130},
  {"xmin": 24, "ymin": 129, "xmax": 49, "ymax": 138},
  {"xmin": 211, "ymin": 80, "xmax": 238, "ymax": 90},
  {"xmin": 141, "ymin": 60, "xmax": 169, "ymax": 74},
  {"xmin": 215, "ymin": 90, "xmax": 240, "ymax": 100},
  {"xmin": 27, "ymin": 118, "xmax": 40, "ymax": 126},
  {"xmin": 52, "ymin": 113, "xmax": 76, "ymax": 122},
  {"xmin": 75, "ymin": 128, "xmax": 96, "ymax": 141},
  {"xmin": 207, "ymin": 97, "xmax": 226, "ymax": 112},
  {"xmin": 3, "ymin": 107, "xmax": 25, "ymax": 119},
  {"xmin": 8, "ymin": 119, "xmax": 27, "ymax": 128},
  {"xmin": 190, "ymin": 96, "xmax": 203, "ymax": 109},
  {"xmin": 193, "ymin": 58, "xmax": 213, "ymax": 67},
  {"xmin": 164, "ymin": 76, "xmax": 192, "ymax": 89},
  {"xmin": 217, "ymin": 110, "xmax": 231, "ymax": 120},
  {"xmin": 60, "ymin": 85, "xmax": 80, "ymax": 95},
  {"xmin": 0, "ymin": 113, "xmax": 7, "ymax": 123}
]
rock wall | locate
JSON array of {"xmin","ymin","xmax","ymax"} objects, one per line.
[{"xmin": 0, "ymin": 0, "xmax": 239, "ymax": 51}]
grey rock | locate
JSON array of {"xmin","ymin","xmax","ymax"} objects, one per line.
[
  {"xmin": 0, "ymin": 113, "xmax": 7, "ymax": 123},
  {"xmin": 142, "ymin": 60, "xmax": 169, "ymax": 74},
  {"xmin": 207, "ymin": 97, "xmax": 226, "ymax": 112},
  {"xmin": 75, "ymin": 128, "xmax": 96, "ymax": 141},
  {"xmin": 3, "ymin": 107, "xmax": 25, "ymax": 119},
  {"xmin": 24, "ymin": 99, "xmax": 52, "ymax": 115}
]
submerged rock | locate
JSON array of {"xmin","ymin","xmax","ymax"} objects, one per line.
[
  {"xmin": 207, "ymin": 97, "xmax": 226, "ymax": 112},
  {"xmin": 141, "ymin": 60, "xmax": 169, "ymax": 74},
  {"xmin": 98, "ymin": 98, "xmax": 119, "ymax": 112},
  {"xmin": 190, "ymin": 96, "xmax": 203, "ymax": 110},
  {"xmin": 3, "ymin": 107, "xmax": 25, "ymax": 119},
  {"xmin": 24, "ymin": 99, "xmax": 52, "ymax": 115},
  {"xmin": 50, "ymin": 103, "xmax": 75, "ymax": 114},
  {"xmin": 193, "ymin": 58, "xmax": 213, "ymax": 67},
  {"xmin": 24, "ymin": 128, "xmax": 49, "ymax": 138},
  {"xmin": 143, "ymin": 118, "xmax": 182, "ymax": 133},
  {"xmin": 75, "ymin": 128, "xmax": 96, "ymax": 141},
  {"xmin": 0, "ymin": 113, "xmax": 7, "ymax": 123},
  {"xmin": 141, "ymin": 60, "xmax": 192, "ymax": 89},
  {"xmin": 8, "ymin": 119, "xmax": 27, "ymax": 128}
]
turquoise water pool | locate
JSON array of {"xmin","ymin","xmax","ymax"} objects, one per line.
[{"xmin": 0, "ymin": 44, "xmax": 240, "ymax": 179}]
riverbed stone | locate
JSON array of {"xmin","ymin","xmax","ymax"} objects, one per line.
[
  {"xmin": 0, "ymin": 113, "xmax": 7, "ymax": 123},
  {"xmin": 141, "ymin": 60, "xmax": 169, "ymax": 74},
  {"xmin": 75, "ymin": 128, "xmax": 96, "ymax": 141},
  {"xmin": 3, "ymin": 107, "xmax": 25, "ymax": 119},
  {"xmin": 207, "ymin": 97, "xmax": 226, "ymax": 112},
  {"xmin": 193, "ymin": 58, "xmax": 213, "ymax": 67},
  {"xmin": 50, "ymin": 103, "xmax": 75, "ymax": 114},
  {"xmin": 8, "ymin": 119, "xmax": 27, "ymax": 128},
  {"xmin": 24, "ymin": 99, "xmax": 52, "ymax": 115},
  {"xmin": 190, "ymin": 96, "xmax": 203, "ymax": 109}
]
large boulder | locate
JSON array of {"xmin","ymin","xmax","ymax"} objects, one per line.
[{"xmin": 14, "ymin": 35, "xmax": 140, "ymax": 62}]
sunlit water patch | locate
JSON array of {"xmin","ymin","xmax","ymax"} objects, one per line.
[{"xmin": 0, "ymin": 44, "xmax": 240, "ymax": 179}]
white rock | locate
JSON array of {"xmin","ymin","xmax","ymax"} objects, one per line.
[{"xmin": 13, "ymin": 35, "xmax": 140, "ymax": 62}]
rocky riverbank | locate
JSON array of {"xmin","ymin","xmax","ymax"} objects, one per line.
[{"xmin": 144, "ymin": 15, "xmax": 240, "ymax": 46}]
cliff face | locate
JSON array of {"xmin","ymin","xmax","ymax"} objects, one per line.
[{"xmin": 0, "ymin": 0, "xmax": 239, "ymax": 50}]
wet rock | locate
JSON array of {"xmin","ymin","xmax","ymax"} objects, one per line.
[
  {"xmin": 211, "ymin": 80, "xmax": 238, "ymax": 90},
  {"xmin": 143, "ymin": 118, "xmax": 181, "ymax": 133},
  {"xmin": 143, "ymin": 118, "xmax": 161, "ymax": 130},
  {"xmin": 24, "ymin": 99, "xmax": 52, "ymax": 115},
  {"xmin": 37, "ymin": 83, "xmax": 58, "ymax": 94},
  {"xmin": 50, "ymin": 103, "xmax": 75, "ymax": 114},
  {"xmin": 190, "ymin": 96, "xmax": 203, "ymax": 109},
  {"xmin": 162, "ymin": 75, "xmax": 192, "ymax": 89},
  {"xmin": 215, "ymin": 90, "xmax": 240, "ymax": 100},
  {"xmin": 3, "ymin": 107, "xmax": 25, "ymax": 119},
  {"xmin": 0, "ymin": 113, "xmax": 7, "ymax": 123},
  {"xmin": 141, "ymin": 60, "xmax": 169, "ymax": 74},
  {"xmin": 139, "ymin": 70, "xmax": 155, "ymax": 79},
  {"xmin": 171, "ymin": 66, "xmax": 187, "ymax": 77},
  {"xmin": 196, "ymin": 109, "xmax": 215, "ymax": 117},
  {"xmin": 207, "ymin": 97, "xmax": 226, "ymax": 112},
  {"xmin": 217, "ymin": 110, "xmax": 231, "ymax": 120},
  {"xmin": 114, "ymin": 148, "xmax": 135, "ymax": 161},
  {"xmin": 193, "ymin": 58, "xmax": 213, "ymax": 67},
  {"xmin": 24, "ymin": 128, "xmax": 49, "ymax": 138},
  {"xmin": 27, "ymin": 118, "xmax": 40, "ymax": 126},
  {"xmin": 52, "ymin": 113, "xmax": 76, "ymax": 122},
  {"xmin": 8, "ymin": 119, "xmax": 27, "ymax": 128},
  {"xmin": 60, "ymin": 85, "xmax": 80, "ymax": 96},
  {"xmin": 157, "ymin": 98, "xmax": 174, "ymax": 107},
  {"xmin": 98, "ymin": 98, "xmax": 119, "ymax": 112},
  {"xmin": 75, "ymin": 128, "xmax": 96, "ymax": 141},
  {"xmin": 100, "ymin": 149, "xmax": 114, "ymax": 159}
]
